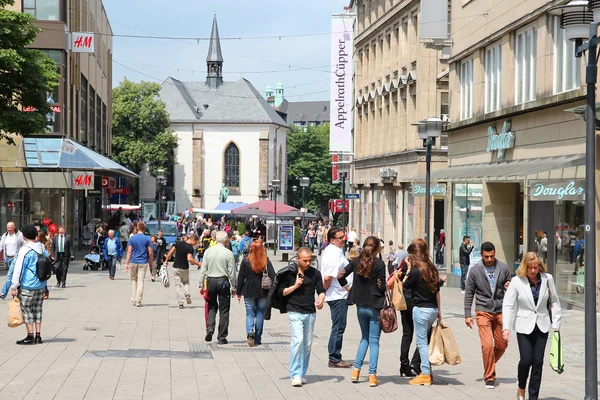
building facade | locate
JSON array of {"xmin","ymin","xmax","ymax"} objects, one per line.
[
  {"xmin": 1, "ymin": 0, "xmax": 116, "ymax": 242},
  {"xmin": 154, "ymin": 16, "xmax": 289, "ymax": 212},
  {"xmin": 350, "ymin": 0, "xmax": 450, "ymax": 250},
  {"xmin": 264, "ymin": 84, "xmax": 330, "ymax": 127},
  {"xmin": 444, "ymin": 0, "xmax": 597, "ymax": 307}
]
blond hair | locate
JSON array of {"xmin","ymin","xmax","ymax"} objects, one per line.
[
  {"xmin": 348, "ymin": 247, "xmax": 359, "ymax": 261},
  {"xmin": 515, "ymin": 252, "xmax": 547, "ymax": 278}
]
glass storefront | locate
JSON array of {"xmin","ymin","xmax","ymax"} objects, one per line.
[
  {"xmin": 554, "ymin": 200, "xmax": 585, "ymax": 305},
  {"xmin": 451, "ymin": 183, "xmax": 483, "ymax": 275},
  {"xmin": 404, "ymin": 189, "xmax": 414, "ymax": 246}
]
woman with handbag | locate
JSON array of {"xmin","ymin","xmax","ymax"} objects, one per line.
[
  {"xmin": 402, "ymin": 240, "xmax": 442, "ymax": 386},
  {"xmin": 236, "ymin": 239, "xmax": 275, "ymax": 347},
  {"xmin": 337, "ymin": 236, "xmax": 386, "ymax": 387},
  {"xmin": 502, "ymin": 252, "xmax": 562, "ymax": 400}
]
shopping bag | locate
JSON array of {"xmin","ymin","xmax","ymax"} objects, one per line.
[
  {"xmin": 392, "ymin": 277, "xmax": 407, "ymax": 311},
  {"xmin": 159, "ymin": 264, "xmax": 170, "ymax": 288},
  {"xmin": 549, "ymin": 331, "xmax": 564, "ymax": 374},
  {"xmin": 379, "ymin": 291, "xmax": 398, "ymax": 333},
  {"xmin": 7, "ymin": 297, "xmax": 23, "ymax": 328},
  {"xmin": 440, "ymin": 320, "xmax": 462, "ymax": 365},
  {"xmin": 429, "ymin": 320, "xmax": 445, "ymax": 366}
]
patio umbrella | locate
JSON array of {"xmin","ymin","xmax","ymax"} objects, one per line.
[
  {"xmin": 230, "ymin": 207, "xmax": 274, "ymax": 218},
  {"xmin": 231, "ymin": 200, "xmax": 296, "ymax": 215},
  {"xmin": 277, "ymin": 210, "xmax": 318, "ymax": 220}
]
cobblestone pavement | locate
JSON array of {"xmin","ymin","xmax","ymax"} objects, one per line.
[{"xmin": 0, "ymin": 254, "xmax": 596, "ymax": 399}]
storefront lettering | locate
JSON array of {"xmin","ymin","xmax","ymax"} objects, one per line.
[
  {"xmin": 412, "ymin": 184, "xmax": 446, "ymax": 196},
  {"xmin": 487, "ymin": 120, "xmax": 515, "ymax": 159},
  {"xmin": 531, "ymin": 181, "xmax": 585, "ymax": 201},
  {"xmin": 455, "ymin": 185, "xmax": 483, "ymax": 197},
  {"xmin": 72, "ymin": 171, "xmax": 94, "ymax": 190}
]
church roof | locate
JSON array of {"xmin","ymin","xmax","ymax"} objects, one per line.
[
  {"xmin": 160, "ymin": 77, "xmax": 289, "ymax": 127},
  {"xmin": 206, "ymin": 15, "xmax": 223, "ymax": 63}
]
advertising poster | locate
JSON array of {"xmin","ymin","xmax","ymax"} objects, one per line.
[
  {"xmin": 142, "ymin": 202, "xmax": 157, "ymax": 221},
  {"xmin": 278, "ymin": 224, "xmax": 294, "ymax": 252}
]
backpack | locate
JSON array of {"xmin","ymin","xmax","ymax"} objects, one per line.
[
  {"xmin": 242, "ymin": 238, "xmax": 251, "ymax": 255},
  {"xmin": 26, "ymin": 249, "xmax": 52, "ymax": 282}
]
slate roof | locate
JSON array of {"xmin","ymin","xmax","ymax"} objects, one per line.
[
  {"xmin": 206, "ymin": 15, "xmax": 223, "ymax": 63},
  {"xmin": 159, "ymin": 77, "xmax": 289, "ymax": 127},
  {"xmin": 281, "ymin": 100, "xmax": 330, "ymax": 124}
]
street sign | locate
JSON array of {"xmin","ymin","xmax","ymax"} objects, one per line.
[{"xmin": 345, "ymin": 193, "xmax": 360, "ymax": 200}]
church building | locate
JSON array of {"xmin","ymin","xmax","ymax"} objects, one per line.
[{"xmin": 156, "ymin": 15, "xmax": 288, "ymax": 212}]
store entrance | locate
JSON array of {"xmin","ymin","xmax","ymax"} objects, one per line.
[{"xmin": 433, "ymin": 199, "xmax": 445, "ymax": 266}]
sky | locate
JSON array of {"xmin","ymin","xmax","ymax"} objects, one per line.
[{"xmin": 103, "ymin": 0, "xmax": 349, "ymax": 101}]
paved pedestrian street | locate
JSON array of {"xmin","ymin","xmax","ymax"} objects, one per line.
[{"xmin": 0, "ymin": 258, "xmax": 596, "ymax": 400}]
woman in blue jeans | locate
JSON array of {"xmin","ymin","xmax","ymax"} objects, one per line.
[
  {"xmin": 236, "ymin": 239, "xmax": 275, "ymax": 347},
  {"xmin": 403, "ymin": 239, "xmax": 442, "ymax": 386},
  {"xmin": 338, "ymin": 236, "xmax": 387, "ymax": 387}
]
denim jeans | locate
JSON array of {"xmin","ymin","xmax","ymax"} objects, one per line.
[
  {"xmin": 413, "ymin": 306, "xmax": 438, "ymax": 375},
  {"xmin": 107, "ymin": 255, "xmax": 118, "ymax": 278},
  {"xmin": 308, "ymin": 237, "xmax": 315, "ymax": 251},
  {"xmin": 245, "ymin": 297, "xmax": 267, "ymax": 344},
  {"xmin": 327, "ymin": 299, "xmax": 348, "ymax": 363},
  {"xmin": 1, "ymin": 257, "xmax": 15, "ymax": 296},
  {"xmin": 354, "ymin": 306, "xmax": 382, "ymax": 374},
  {"xmin": 460, "ymin": 265, "xmax": 469, "ymax": 291},
  {"xmin": 288, "ymin": 312, "xmax": 316, "ymax": 379}
]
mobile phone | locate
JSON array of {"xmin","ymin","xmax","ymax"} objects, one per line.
[{"xmin": 298, "ymin": 273, "xmax": 304, "ymax": 279}]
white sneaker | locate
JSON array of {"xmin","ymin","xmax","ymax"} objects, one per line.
[
  {"xmin": 461, "ymin": 290, "xmax": 465, "ymax": 294},
  {"xmin": 301, "ymin": 377, "xmax": 307, "ymax": 384},
  {"xmin": 291, "ymin": 376, "xmax": 303, "ymax": 387}
]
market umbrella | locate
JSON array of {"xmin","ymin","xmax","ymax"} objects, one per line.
[
  {"xmin": 229, "ymin": 207, "xmax": 274, "ymax": 218},
  {"xmin": 278, "ymin": 210, "xmax": 318, "ymax": 220},
  {"xmin": 230, "ymin": 200, "xmax": 296, "ymax": 215}
]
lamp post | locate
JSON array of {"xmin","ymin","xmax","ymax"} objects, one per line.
[
  {"xmin": 156, "ymin": 169, "xmax": 166, "ymax": 231},
  {"xmin": 292, "ymin": 185, "xmax": 298, "ymax": 208},
  {"xmin": 300, "ymin": 177, "xmax": 310, "ymax": 230},
  {"xmin": 411, "ymin": 117, "xmax": 445, "ymax": 249},
  {"xmin": 550, "ymin": 2, "xmax": 598, "ymax": 398},
  {"xmin": 271, "ymin": 179, "xmax": 281, "ymax": 256}
]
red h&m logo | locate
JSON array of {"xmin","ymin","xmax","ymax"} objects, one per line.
[
  {"xmin": 74, "ymin": 35, "xmax": 93, "ymax": 49},
  {"xmin": 71, "ymin": 33, "xmax": 95, "ymax": 53},
  {"xmin": 74, "ymin": 174, "xmax": 92, "ymax": 187}
]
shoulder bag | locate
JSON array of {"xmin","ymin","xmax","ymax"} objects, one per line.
[
  {"xmin": 379, "ymin": 290, "xmax": 398, "ymax": 333},
  {"xmin": 261, "ymin": 263, "xmax": 272, "ymax": 290}
]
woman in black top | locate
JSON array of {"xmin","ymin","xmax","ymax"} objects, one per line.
[
  {"xmin": 402, "ymin": 239, "xmax": 442, "ymax": 386},
  {"xmin": 338, "ymin": 236, "xmax": 386, "ymax": 387},
  {"xmin": 236, "ymin": 239, "xmax": 275, "ymax": 347}
]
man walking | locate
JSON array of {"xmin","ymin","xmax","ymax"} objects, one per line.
[
  {"xmin": 321, "ymin": 227, "xmax": 352, "ymax": 368},
  {"xmin": 0, "ymin": 222, "xmax": 25, "ymax": 271},
  {"xmin": 280, "ymin": 247, "xmax": 326, "ymax": 386},
  {"xmin": 165, "ymin": 234, "xmax": 201, "ymax": 309},
  {"xmin": 199, "ymin": 231, "xmax": 236, "ymax": 344},
  {"xmin": 459, "ymin": 235, "xmax": 474, "ymax": 294},
  {"xmin": 464, "ymin": 241, "xmax": 511, "ymax": 389},
  {"xmin": 102, "ymin": 230, "xmax": 122, "ymax": 280},
  {"xmin": 51, "ymin": 226, "xmax": 72, "ymax": 288},
  {"xmin": 125, "ymin": 222, "xmax": 154, "ymax": 307},
  {"xmin": 155, "ymin": 229, "xmax": 167, "ymax": 266}
]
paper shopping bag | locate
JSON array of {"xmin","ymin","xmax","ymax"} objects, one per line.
[
  {"xmin": 7, "ymin": 297, "xmax": 23, "ymax": 328},
  {"xmin": 428, "ymin": 320, "xmax": 445, "ymax": 366},
  {"xmin": 440, "ymin": 321, "xmax": 462, "ymax": 365},
  {"xmin": 392, "ymin": 277, "xmax": 407, "ymax": 311}
]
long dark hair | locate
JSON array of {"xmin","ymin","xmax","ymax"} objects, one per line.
[
  {"xmin": 407, "ymin": 240, "xmax": 439, "ymax": 293},
  {"xmin": 356, "ymin": 236, "xmax": 381, "ymax": 278}
]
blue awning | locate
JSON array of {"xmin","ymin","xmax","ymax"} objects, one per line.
[
  {"xmin": 214, "ymin": 202, "xmax": 247, "ymax": 211},
  {"xmin": 18, "ymin": 137, "xmax": 138, "ymax": 178}
]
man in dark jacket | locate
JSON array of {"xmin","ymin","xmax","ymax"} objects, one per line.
[
  {"xmin": 51, "ymin": 226, "xmax": 72, "ymax": 288},
  {"xmin": 459, "ymin": 235, "xmax": 474, "ymax": 293},
  {"xmin": 464, "ymin": 241, "xmax": 511, "ymax": 390}
]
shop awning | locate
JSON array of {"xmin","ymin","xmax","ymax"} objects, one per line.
[
  {"xmin": 421, "ymin": 154, "xmax": 585, "ymax": 182},
  {"xmin": 17, "ymin": 137, "xmax": 138, "ymax": 178}
]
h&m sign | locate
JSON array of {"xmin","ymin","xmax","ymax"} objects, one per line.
[
  {"xmin": 70, "ymin": 32, "xmax": 95, "ymax": 53},
  {"xmin": 72, "ymin": 171, "xmax": 94, "ymax": 190},
  {"xmin": 487, "ymin": 120, "xmax": 515, "ymax": 159},
  {"xmin": 530, "ymin": 180, "xmax": 585, "ymax": 201}
]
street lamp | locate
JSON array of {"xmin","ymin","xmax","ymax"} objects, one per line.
[
  {"xmin": 300, "ymin": 177, "xmax": 310, "ymax": 229},
  {"xmin": 156, "ymin": 169, "xmax": 166, "ymax": 231},
  {"xmin": 270, "ymin": 179, "xmax": 281, "ymax": 256},
  {"xmin": 549, "ymin": 2, "xmax": 598, "ymax": 398},
  {"xmin": 411, "ymin": 117, "xmax": 446, "ymax": 248},
  {"xmin": 292, "ymin": 185, "xmax": 298, "ymax": 208}
]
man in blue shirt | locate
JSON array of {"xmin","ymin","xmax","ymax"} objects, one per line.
[
  {"xmin": 126, "ymin": 222, "xmax": 154, "ymax": 307},
  {"xmin": 102, "ymin": 229, "xmax": 123, "ymax": 281}
]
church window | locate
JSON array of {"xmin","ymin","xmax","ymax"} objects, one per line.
[{"xmin": 224, "ymin": 143, "xmax": 240, "ymax": 188}]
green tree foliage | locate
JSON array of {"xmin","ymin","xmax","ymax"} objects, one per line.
[
  {"xmin": 0, "ymin": 0, "xmax": 60, "ymax": 144},
  {"xmin": 286, "ymin": 124, "xmax": 340, "ymax": 212},
  {"xmin": 111, "ymin": 79, "xmax": 178, "ymax": 174}
]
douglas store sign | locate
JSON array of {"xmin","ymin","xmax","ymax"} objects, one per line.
[
  {"xmin": 530, "ymin": 180, "xmax": 585, "ymax": 201},
  {"xmin": 412, "ymin": 183, "xmax": 446, "ymax": 196}
]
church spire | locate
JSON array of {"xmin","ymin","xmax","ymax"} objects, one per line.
[{"xmin": 206, "ymin": 14, "xmax": 223, "ymax": 90}]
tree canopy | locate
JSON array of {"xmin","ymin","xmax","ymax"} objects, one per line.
[
  {"xmin": 0, "ymin": 0, "xmax": 60, "ymax": 144},
  {"xmin": 286, "ymin": 124, "xmax": 340, "ymax": 213},
  {"xmin": 111, "ymin": 79, "xmax": 178, "ymax": 174}
]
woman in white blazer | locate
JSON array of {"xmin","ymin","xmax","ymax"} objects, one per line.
[{"xmin": 502, "ymin": 252, "xmax": 561, "ymax": 400}]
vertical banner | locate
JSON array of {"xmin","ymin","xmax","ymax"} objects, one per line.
[{"xmin": 330, "ymin": 14, "xmax": 355, "ymax": 153}]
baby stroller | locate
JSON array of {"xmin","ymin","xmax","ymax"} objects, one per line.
[{"xmin": 83, "ymin": 245, "xmax": 102, "ymax": 271}]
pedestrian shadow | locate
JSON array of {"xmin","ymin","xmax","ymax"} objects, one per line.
[
  {"xmin": 475, "ymin": 377, "xmax": 518, "ymax": 384},
  {"xmin": 293, "ymin": 375, "xmax": 345, "ymax": 384},
  {"xmin": 428, "ymin": 369, "xmax": 466, "ymax": 385},
  {"xmin": 45, "ymin": 337, "xmax": 76, "ymax": 343}
]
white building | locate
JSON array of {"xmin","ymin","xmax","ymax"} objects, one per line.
[{"xmin": 147, "ymin": 16, "xmax": 288, "ymax": 212}]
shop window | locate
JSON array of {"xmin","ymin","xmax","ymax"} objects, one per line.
[
  {"xmin": 404, "ymin": 189, "xmax": 415, "ymax": 246},
  {"xmin": 460, "ymin": 58, "xmax": 473, "ymax": 120},
  {"xmin": 515, "ymin": 26, "xmax": 537, "ymax": 104},
  {"xmin": 41, "ymin": 50, "xmax": 62, "ymax": 134},
  {"xmin": 553, "ymin": 17, "xmax": 581, "ymax": 94},
  {"xmin": 80, "ymin": 76, "xmax": 87, "ymax": 144},
  {"xmin": 102, "ymin": 103, "xmax": 107, "ymax": 154},
  {"xmin": 23, "ymin": 0, "xmax": 60, "ymax": 21},
  {"xmin": 224, "ymin": 142, "xmax": 240, "ymax": 189},
  {"xmin": 485, "ymin": 44, "xmax": 502, "ymax": 113},
  {"xmin": 89, "ymin": 86, "xmax": 95, "ymax": 148},
  {"xmin": 96, "ymin": 94, "xmax": 101, "ymax": 153},
  {"xmin": 554, "ymin": 200, "xmax": 585, "ymax": 305},
  {"xmin": 451, "ymin": 183, "xmax": 483, "ymax": 275}
]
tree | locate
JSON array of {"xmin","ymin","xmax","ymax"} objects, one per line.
[
  {"xmin": 111, "ymin": 79, "xmax": 178, "ymax": 175},
  {"xmin": 286, "ymin": 124, "xmax": 341, "ymax": 214},
  {"xmin": 0, "ymin": 0, "xmax": 60, "ymax": 144}
]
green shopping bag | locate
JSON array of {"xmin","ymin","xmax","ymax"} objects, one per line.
[{"xmin": 549, "ymin": 331, "xmax": 564, "ymax": 374}]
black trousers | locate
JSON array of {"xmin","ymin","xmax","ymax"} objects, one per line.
[
  {"xmin": 206, "ymin": 277, "xmax": 231, "ymax": 340},
  {"xmin": 55, "ymin": 255, "xmax": 69, "ymax": 284},
  {"xmin": 517, "ymin": 326, "xmax": 549, "ymax": 400},
  {"xmin": 400, "ymin": 306, "xmax": 421, "ymax": 371}
]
